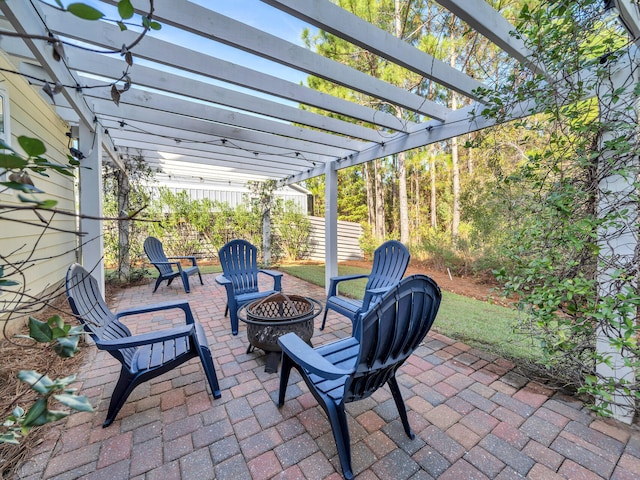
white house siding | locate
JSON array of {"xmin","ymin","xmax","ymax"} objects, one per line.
[
  {"xmin": 0, "ymin": 51, "xmax": 78, "ymax": 335},
  {"xmin": 307, "ymin": 216, "xmax": 363, "ymax": 261},
  {"xmin": 150, "ymin": 178, "xmax": 310, "ymax": 213}
]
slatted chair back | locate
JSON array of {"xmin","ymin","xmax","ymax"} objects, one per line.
[
  {"xmin": 143, "ymin": 236, "xmax": 173, "ymax": 277},
  {"xmin": 278, "ymin": 274, "xmax": 441, "ymax": 479},
  {"xmin": 320, "ymin": 240, "xmax": 411, "ymax": 330},
  {"xmin": 366, "ymin": 240, "xmax": 411, "ymax": 292},
  {"xmin": 349, "ymin": 274, "xmax": 441, "ymax": 401},
  {"xmin": 218, "ymin": 239, "xmax": 261, "ymax": 296},
  {"xmin": 66, "ymin": 264, "xmax": 136, "ymax": 366}
]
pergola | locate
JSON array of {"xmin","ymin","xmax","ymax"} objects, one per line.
[{"xmin": 0, "ymin": 0, "xmax": 638, "ymax": 422}]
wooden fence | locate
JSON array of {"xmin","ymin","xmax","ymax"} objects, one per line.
[{"xmin": 307, "ymin": 216, "xmax": 363, "ymax": 261}]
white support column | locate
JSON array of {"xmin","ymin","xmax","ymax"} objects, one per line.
[
  {"xmin": 79, "ymin": 121, "xmax": 105, "ymax": 294},
  {"xmin": 324, "ymin": 160, "xmax": 338, "ymax": 293},
  {"xmin": 595, "ymin": 49, "xmax": 639, "ymax": 424}
]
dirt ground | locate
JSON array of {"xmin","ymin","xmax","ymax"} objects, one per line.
[{"xmin": 342, "ymin": 259, "xmax": 506, "ymax": 305}]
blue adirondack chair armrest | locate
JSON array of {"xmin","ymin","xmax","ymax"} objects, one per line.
[
  {"xmin": 278, "ymin": 332, "xmax": 353, "ymax": 379},
  {"xmin": 167, "ymin": 255, "xmax": 198, "ymax": 266},
  {"xmin": 361, "ymin": 286, "xmax": 391, "ymax": 311},
  {"xmin": 259, "ymin": 269, "xmax": 283, "ymax": 290},
  {"xmin": 215, "ymin": 274, "xmax": 231, "ymax": 286},
  {"xmin": 150, "ymin": 260, "xmax": 184, "ymax": 272},
  {"xmin": 115, "ymin": 300, "xmax": 196, "ymax": 324},
  {"xmin": 95, "ymin": 324, "xmax": 195, "ymax": 351},
  {"xmin": 327, "ymin": 273, "xmax": 369, "ymax": 297}
]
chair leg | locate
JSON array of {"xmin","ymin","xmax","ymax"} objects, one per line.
[
  {"xmin": 320, "ymin": 307, "xmax": 329, "ymax": 330},
  {"xmin": 224, "ymin": 304, "xmax": 229, "ymax": 317},
  {"xmin": 388, "ymin": 376, "xmax": 415, "ymax": 439},
  {"xmin": 195, "ymin": 341, "xmax": 221, "ymax": 399},
  {"xmin": 229, "ymin": 302, "xmax": 239, "ymax": 335},
  {"xmin": 197, "ymin": 270, "xmax": 203, "ymax": 285},
  {"xmin": 325, "ymin": 402, "xmax": 355, "ymax": 480},
  {"xmin": 104, "ymin": 368, "xmax": 137, "ymax": 427},
  {"xmin": 278, "ymin": 353, "xmax": 294, "ymax": 407},
  {"xmin": 180, "ymin": 272, "xmax": 191, "ymax": 293},
  {"xmin": 153, "ymin": 277, "xmax": 163, "ymax": 293}
]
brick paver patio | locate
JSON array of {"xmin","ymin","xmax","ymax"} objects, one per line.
[{"xmin": 16, "ymin": 272, "xmax": 640, "ymax": 479}]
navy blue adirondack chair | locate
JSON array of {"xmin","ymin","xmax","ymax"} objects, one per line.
[
  {"xmin": 320, "ymin": 240, "xmax": 410, "ymax": 330},
  {"xmin": 278, "ymin": 274, "xmax": 441, "ymax": 480},
  {"xmin": 216, "ymin": 239, "xmax": 283, "ymax": 335},
  {"xmin": 65, "ymin": 264, "xmax": 221, "ymax": 427},
  {"xmin": 144, "ymin": 236, "xmax": 203, "ymax": 293}
]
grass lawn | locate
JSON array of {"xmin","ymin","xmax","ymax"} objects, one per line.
[
  {"xmin": 278, "ymin": 263, "xmax": 541, "ymax": 363},
  {"xmin": 106, "ymin": 264, "xmax": 222, "ymax": 281}
]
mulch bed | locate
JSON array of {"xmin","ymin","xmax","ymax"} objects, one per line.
[{"xmin": 0, "ymin": 297, "xmax": 87, "ymax": 480}]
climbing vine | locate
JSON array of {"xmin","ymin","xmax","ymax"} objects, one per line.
[{"xmin": 479, "ymin": 0, "xmax": 640, "ymax": 417}]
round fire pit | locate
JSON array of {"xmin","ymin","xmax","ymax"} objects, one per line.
[{"xmin": 238, "ymin": 292, "xmax": 322, "ymax": 372}]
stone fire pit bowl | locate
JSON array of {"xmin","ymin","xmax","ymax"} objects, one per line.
[{"xmin": 238, "ymin": 292, "xmax": 323, "ymax": 373}]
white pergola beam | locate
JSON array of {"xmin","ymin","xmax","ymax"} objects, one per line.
[
  {"xmin": 262, "ymin": 0, "xmax": 486, "ymax": 101},
  {"xmin": 99, "ymin": 0, "xmax": 450, "ymax": 121},
  {"xmin": 115, "ymin": 141, "xmax": 312, "ymax": 177},
  {"xmin": 100, "ymin": 118, "xmax": 331, "ymax": 165},
  {"xmin": 436, "ymin": 0, "xmax": 543, "ymax": 76},
  {"xmin": 40, "ymin": 5, "xmax": 408, "ymax": 133},
  {"xmin": 95, "ymin": 108, "xmax": 352, "ymax": 164},
  {"xmin": 0, "ymin": 2, "xmax": 96, "ymax": 129},
  {"xmin": 109, "ymin": 131, "xmax": 320, "ymax": 170},
  {"xmin": 69, "ymin": 51, "xmax": 404, "ymax": 142}
]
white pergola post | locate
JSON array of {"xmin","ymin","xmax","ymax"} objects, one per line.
[
  {"xmin": 79, "ymin": 121, "xmax": 105, "ymax": 294},
  {"xmin": 595, "ymin": 49, "xmax": 639, "ymax": 424},
  {"xmin": 325, "ymin": 160, "xmax": 338, "ymax": 293}
]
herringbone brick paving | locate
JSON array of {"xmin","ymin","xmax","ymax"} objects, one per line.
[{"xmin": 16, "ymin": 273, "xmax": 640, "ymax": 479}]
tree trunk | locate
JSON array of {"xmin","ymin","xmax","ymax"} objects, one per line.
[
  {"xmin": 395, "ymin": 0, "xmax": 410, "ymax": 244},
  {"xmin": 375, "ymin": 158, "xmax": 385, "ymax": 239},
  {"xmin": 467, "ymin": 133, "xmax": 474, "ymax": 175},
  {"xmin": 365, "ymin": 163, "xmax": 375, "ymax": 227},
  {"xmin": 262, "ymin": 208, "xmax": 271, "ymax": 266},
  {"xmin": 117, "ymin": 170, "xmax": 130, "ymax": 282},
  {"xmin": 450, "ymin": 47, "xmax": 460, "ymax": 242},
  {"xmin": 430, "ymin": 145, "xmax": 437, "ymax": 229}
]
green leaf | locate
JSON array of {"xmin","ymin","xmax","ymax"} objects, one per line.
[
  {"xmin": 39, "ymin": 199, "xmax": 58, "ymax": 209},
  {"xmin": 28, "ymin": 317, "xmax": 53, "ymax": 343},
  {"xmin": 44, "ymin": 410, "xmax": 69, "ymax": 423},
  {"xmin": 18, "ymin": 370, "xmax": 53, "ymax": 394},
  {"xmin": 0, "ymin": 432, "xmax": 21, "ymax": 445},
  {"xmin": 0, "ymin": 153, "xmax": 27, "ymax": 169},
  {"xmin": 0, "ymin": 278, "xmax": 19, "ymax": 287},
  {"xmin": 17, "ymin": 136, "xmax": 46, "ymax": 157},
  {"xmin": 21, "ymin": 398, "xmax": 47, "ymax": 427},
  {"xmin": 118, "ymin": 0, "xmax": 134, "ymax": 19},
  {"xmin": 54, "ymin": 336, "xmax": 80, "ymax": 358},
  {"xmin": 117, "ymin": 20, "xmax": 127, "ymax": 31},
  {"xmin": 0, "ymin": 137, "xmax": 16, "ymax": 152},
  {"xmin": 0, "ymin": 181, "xmax": 43, "ymax": 193},
  {"xmin": 66, "ymin": 3, "xmax": 104, "ymax": 20},
  {"xmin": 54, "ymin": 393, "xmax": 94, "ymax": 412},
  {"xmin": 149, "ymin": 21, "xmax": 161, "ymax": 31},
  {"xmin": 16, "ymin": 195, "xmax": 58, "ymax": 208},
  {"xmin": 12, "ymin": 406, "xmax": 24, "ymax": 418}
]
